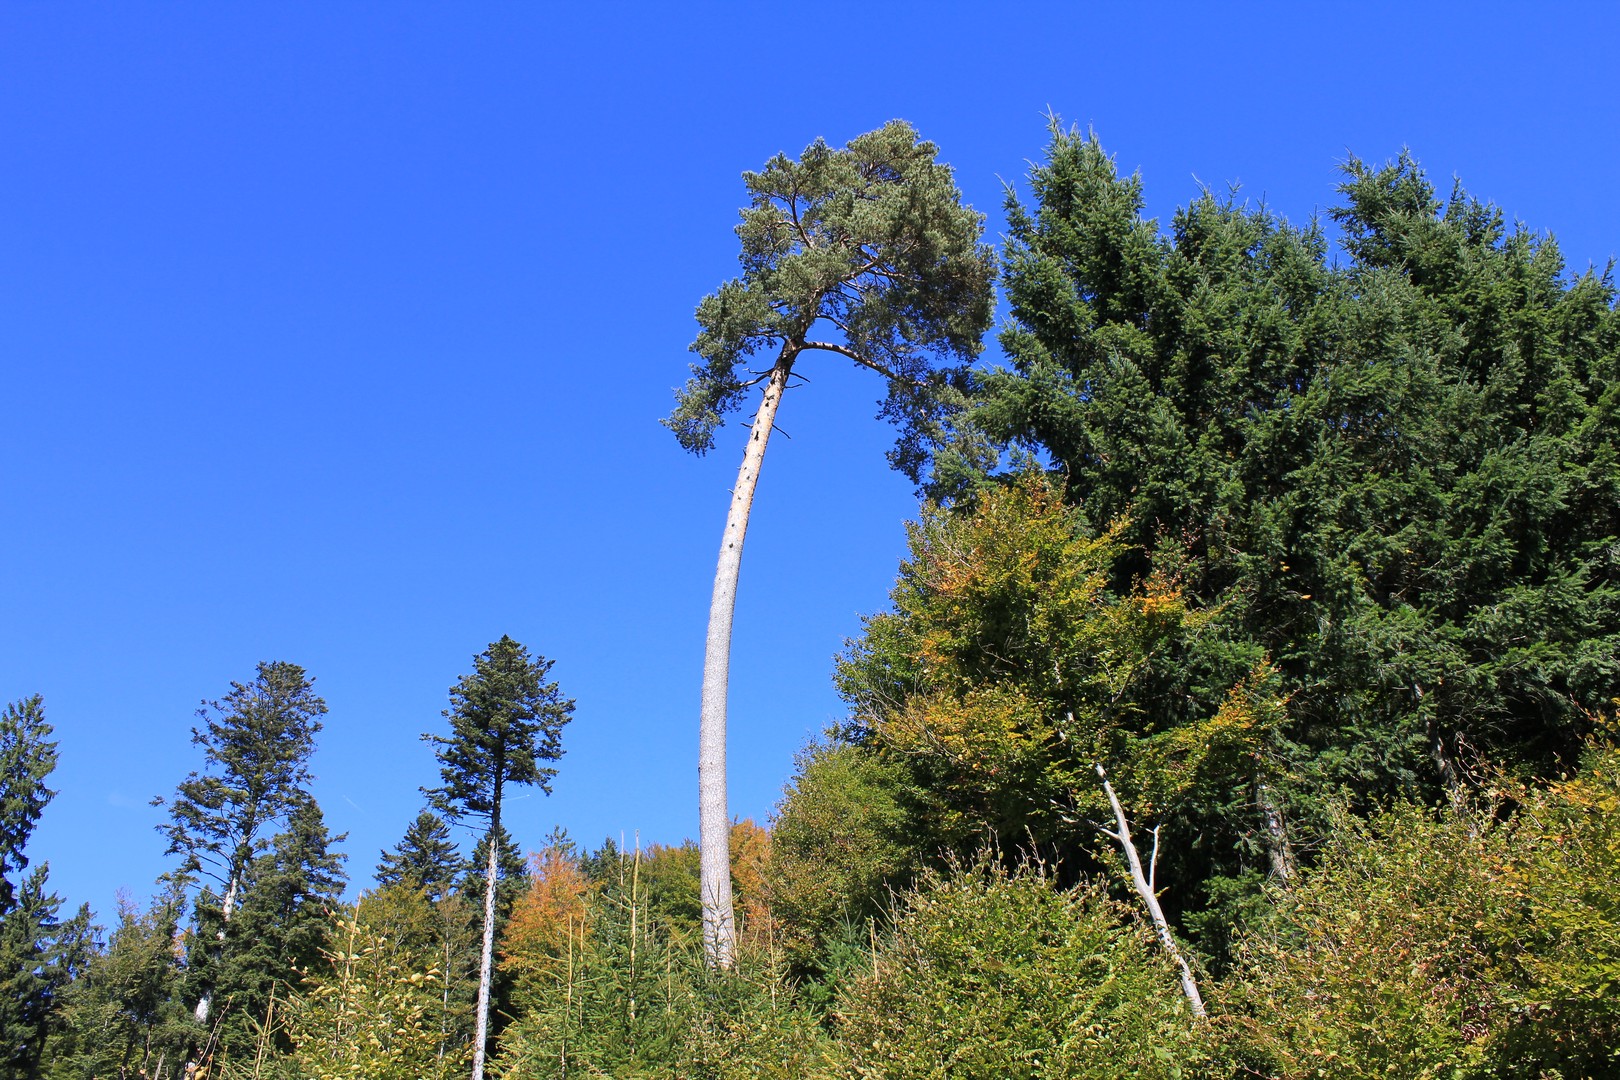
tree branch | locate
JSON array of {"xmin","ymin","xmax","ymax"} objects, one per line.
[
  {"xmin": 1093, "ymin": 764, "xmax": 1208, "ymax": 1020},
  {"xmin": 800, "ymin": 340, "xmax": 923, "ymax": 385}
]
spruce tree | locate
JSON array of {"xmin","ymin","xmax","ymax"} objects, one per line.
[
  {"xmin": 423, "ymin": 636, "xmax": 572, "ymax": 1080},
  {"xmin": 0, "ymin": 697, "xmax": 92, "ymax": 1079},
  {"xmin": 913, "ymin": 124, "xmax": 1619, "ymax": 956},
  {"xmin": 44, "ymin": 884, "xmax": 191, "ymax": 1079},
  {"xmin": 154, "ymin": 660, "xmax": 332, "ymax": 1065},
  {"xmin": 1, "ymin": 697, "xmax": 57, "ymax": 912},
  {"xmin": 377, "ymin": 810, "xmax": 463, "ymax": 901}
]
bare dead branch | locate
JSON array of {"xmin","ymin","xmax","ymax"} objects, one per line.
[{"xmin": 1093, "ymin": 763, "xmax": 1208, "ymax": 1020}]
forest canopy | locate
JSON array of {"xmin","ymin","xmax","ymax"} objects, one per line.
[{"xmin": 8, "ymin": 123, "xmax": 1617, "ymax": 1080}]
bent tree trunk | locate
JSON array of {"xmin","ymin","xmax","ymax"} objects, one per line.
[
  {"xmin": 699, "ymin": 351, "xmax": 795, "ymax": 968},
  {"xmin": 1095, "ymin": 764, "xmax": 1207, "ymax": 1019}
]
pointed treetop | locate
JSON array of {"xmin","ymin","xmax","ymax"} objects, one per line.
[
  {"xmin": 1, "ymin": 696, "xmax": 58, "ymax": 901},
  {"xmin": 376, "ymin": 809, "xmax": 464, "ymax": 899},
  {"xmin": 423, "ymin": 636, "xmax": 573, "ymax": 824}
]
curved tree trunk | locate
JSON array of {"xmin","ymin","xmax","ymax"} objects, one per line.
[{"xmin": 699, "ymin": 351, "xmax": 795, "ymax": 968}]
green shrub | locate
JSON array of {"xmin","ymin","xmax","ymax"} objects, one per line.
[
  {"xmin": 769, "ymin": 744, "xmax": 917, "ymax": 979},
  {"xmin": 1226, "ymin": 739, "xmax": 1620, "ymax": 1078},
  {"xmin": 836, "ymin": 861, "xmax": 1206, "ymax": 1079},
  {"xmin": 496, "ymin": 859, "xmax": 835, "ymax": 1079}
]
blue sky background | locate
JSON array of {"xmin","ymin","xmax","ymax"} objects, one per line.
[{"xmin": 5, "ymin": 2, "xmax": 1617, "ymax": 919}]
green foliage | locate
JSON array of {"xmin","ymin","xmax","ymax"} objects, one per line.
[
  {"xmin": 280, "ymin": 904, "xmax": 469, "ymax": 1080},
  {"xmin": 495, "ymin": 851, "xmax": 832, "ymax": 1080},
  {"xmin": 836, "ymin": 860, "xmax": 1206, "ymax": 1079},
  {"xmin": 664, "ymin": 119, "xmax": 995, "ymax": 470},
  {"xmin": 1500, "ymin": 729, "xmax": 1620, "ymax": 1063},
  {"xmin": 425, "ymin": 636, "xmax": 573, "ymax": 827},
  {"xmin": 423, "ymin": 636, "xmax": 572, "ymax": 1074},
  {"xmin": 187, "ymin": 794, "xmax": 347, "ymax": 1063},
  {"xmin": 0, "ymin": 696, "xmax": 94, "ymax": 1079},
  {"xmin": 376, "ymin": 810, "xmax": 463, "ymax": 901},
  {"xmin": 156, "ymin": 662, "xmax": 329, "ymax": 900},
  {"xmin": 460, "ymin": 824, "xmax": 528, "ymax": 923},
  {"xmin": 0, "ymin": 866, "xmax": 92, "ymax": 1079},
  {"xmin": 1227, "ymin": 733, "xmax": 1620, "ymax": 1078},
  {"xmin": 827, "ymin": 471, "xmax": 1284, "ymax": 971},
  {"xmin": 1227, "ymin": 802, "xmax": 1514, "ymax": 1076},
  {"xmin": 136, "ymin": 662, "xmax": 350, "ymax": 1068},
  {"xmin": 357, "ymin": 882, "xmax": 481, "ymax": 1064},
  {"xmin": 944, "ymin": 122, "xmax": 1619, "ymax": 823},
  {"xmin": 1, "ymin": 697, "xmax": 57, "ymax": 910},
  {"xmin": 768, "ymin": 743, "xmax": 915, "ymax": 979},
  {"xmin": 44, "ymin": 886, "xmax": 192, "ymax": 1080}
]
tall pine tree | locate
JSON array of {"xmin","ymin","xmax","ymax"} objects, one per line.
[{"xmin": 424, "ymin": 636, "xmax": 572, "ymax": 1080}]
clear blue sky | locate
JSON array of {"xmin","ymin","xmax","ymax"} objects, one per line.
[{"xmin": 5, "ymin": 2, "xmax": 1617, "ymax": 919}]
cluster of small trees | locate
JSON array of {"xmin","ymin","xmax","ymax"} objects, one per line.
[
  {"xmin": 2, "ymin": 636, "xmax": 569, "ymax": 1079},
  {"xmin": 5, "ymin": 120, "xmax": 1617, "ymax": 1078}
]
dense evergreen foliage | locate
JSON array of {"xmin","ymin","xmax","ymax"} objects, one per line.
[
  {"xmin": 424, "ymin": 635, "xmax": 573, "ymax": 1080},
  {"xmin": 1, "ymin": 698, "xmax": 91, "ymax": 1079},
  {"xmin": 13, "ymin": 126, "xmax": 1617, "ymax": 1079}
]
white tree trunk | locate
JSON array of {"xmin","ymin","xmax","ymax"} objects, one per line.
[
  {"xmin": 699, "ymin": 353, "xmax": 795, "ymax": 968},
  {"xmin": 471, "ymin": 827, "xmax": 499, "ymax": 1080},
  {"xmin": 192, "ymin": 873, "xmax": 239, "ymax": 1025},
  {"xmin": 1095, "ymin": 764, "xmax": 1207, "ymax": 1020}
]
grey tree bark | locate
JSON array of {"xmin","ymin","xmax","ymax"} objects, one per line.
[
  {"xmin": 469, "ymin": 835, "xmax": 492, "ymax": 1080},
  {"xmin": 698, "ymin": 352, "xmax": 795, "ymax": 968},
  {"xmin": 1094, "ymin": 764, "xmax": 1207, "ymax": 1019},
  {"xmin": 1256, "ymin": 781, "xmax": 1295, "ymax": 885},
  {"xmin": 471, "ymin": 802, "xmax": 501, "ymax": 1080}
]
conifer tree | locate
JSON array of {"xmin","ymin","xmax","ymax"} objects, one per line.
[
  {"xmin": 903, "ymin": 123, "xmax": 1619, "ymax": 955},
  {"xmin": 44, "ymin": 884, "xmax": 191, "ymax": 1080},
  {"xmin": 154, "ymin": 660, "xmax": 330, "ymax": 1057},
  {"xmin": 377, "ymin": 810, "xmax": 464, "ymax": 901},
  {"xmin": 665, "ymin": 120, "xmax": 994, "ymax": 966},
  {"xmin": 424, "ymin": 636, "xmax": 572, "ymax": 1080},
  {"xmin": 0, "ymin": 696, "xmax": 92, "ymax": 1078}
]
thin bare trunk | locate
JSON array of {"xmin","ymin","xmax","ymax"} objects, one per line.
[
  {"xmin": 628, "ymin": 841, "xmax": 639, "ymax": 1039},
  {"xmin": 250, "ymin": 987, "xmax": 275, "ymax": 1078},
  {"xmin": 438, "ymin": 906, "xmax": 453, "ymax": 1062},
  {"xmin": 562, "ymin": 916, "xmax": 572, "ymax": 1078},
  {"xmin": 699, "ymin": 350, "xmax": 795, "ymax": 968},
  {"xmin": 192, "ymin": 873, "xmax": 240, "ymax": 1026},
  {"xmin": 1256, "ymin": 781, "xmax": 1295, "ymax": 885},
  {"xmin": 1094, "ymin": 764, "xmax": 1207, "ymax": 1020},
  {"xmin": 471, "ymin": 822, "xmax": 499, "ymax": 1080}
]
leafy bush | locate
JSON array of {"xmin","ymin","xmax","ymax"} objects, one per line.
[
  {"xmin": 836, "ymin": 860, "xmax": 1206, "ymax": 1079},
  {"xmin": 1227, "ymin": 733, "xmax": 1620, "ymax": 1078},
  {"xmin": 769, "ymin": 743, "xmax": 917, "ymax": 980},
  {"xmin": 280, "ymin": 905, "xmax": 470, "ymax": 1080}
]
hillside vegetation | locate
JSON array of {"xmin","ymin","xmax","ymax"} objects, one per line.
[{"xmin": 6, "ymin": 125, "xmax": 1617, "ymax": 1079}]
